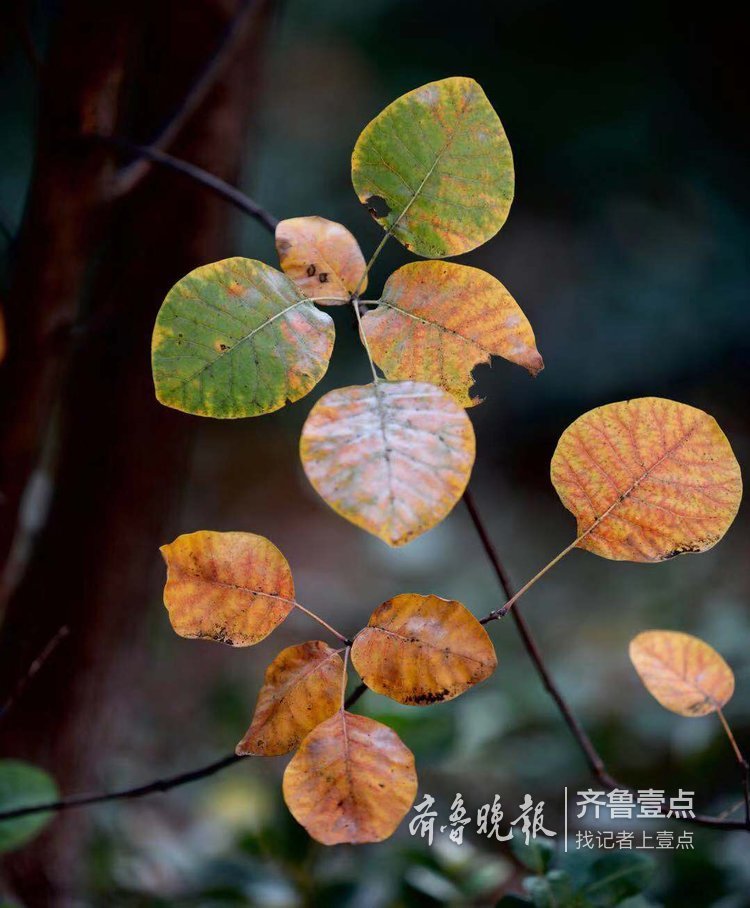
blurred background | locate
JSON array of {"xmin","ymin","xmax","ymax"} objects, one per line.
[{"xmin": 0, "ymin": 0, "xmax": 749, "ymax": 904}]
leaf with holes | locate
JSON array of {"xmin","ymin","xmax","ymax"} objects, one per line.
[
  {"xmin": 361, "ymin": 261, "xmax": 542, "ymax": 406},
  {"xmin": 160, "ymin": 531, "xmax": 295, "ymax": 646},
  {"xmin": 152, "ymin": 257, "xmax": 334, "ymax": 418},
  {"xmin": 550, "ymin": 398, "xmax": 742, "ymax": 562},
  {"xmin": 299, "ymin": 380, "xmax": 475, "ymax": 546},
  {"xmin": 629, "ymin": 630, "xmax": 734, "ymax": 717},
  {"xmin": 275, "ymin": 216, "xmax": 366, "ymax": 303},
  {"xmin": 351, "ymin": 593, "xmax": 496, "ymax": 705},
  {"xmin": 283, "ymin": 710, "xmax": 417, "ymax": 844},
  {"xmin": 236, "ymin": 641, "xmax": 346, "ymax": 756},
  {"xmin": 0, "ymin": 761, "xmax": 58, "ymax": 854},
  {"xmin": 351, "ymin": 76, "xmax": 514, "ymax": 258}
]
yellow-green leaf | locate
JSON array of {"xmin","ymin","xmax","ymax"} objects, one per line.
[
  {"xmin": 550, "ymin": 398, "xmax": 742, "ymax": 562},
  {"xmin": 160, "ymin": 531, "xmax": 295, "ymax": 646},
  {"xmin": 299, "ymin": 380, "xmax": 476, "ymax": 546},
  {"xmin": 236, "ymin": 641, "xmax": 345, "ymax": 756},
  {"xmin": 152, "ymin": 257, "xmax": 334, "ymax": 418},
  {"xmin": 275, "ymin": 216, "xmax": 366, "ymax": 303},
  {"xmin": 351, "ymin": 593, "xmax": 497, "ymax": 705},
  {"xmin": 283, "ymin": 710, "xmax": 417, "ymax": 845},
  {"xmin": 629, "ymin": 630, "xmax": 735, "ymax": 716},
  {"xmin": 351, "ymin": 77, "xmax": 513, "ymax": 258},
  {"xmin": 361, "ymin": 261, "xmax": 542, "ymax": 406}
]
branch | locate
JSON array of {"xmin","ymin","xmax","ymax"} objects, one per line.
[
  {"xmin": 0, "ymin": 625, "xmax": 69, "ymax": 721},
  {"xmin": 99, "ymin": 137, "xmax": 278, "ymax": 233},
  {"xmin": 462, "ymin": 488, "xmax": 750, "ymax": 832},
  {"xmin": 0, "ymin": 753, "xmax": 245, "ymax": 822},
  {"xmin": 111, "ymin": 0, "xmax": 263, "ymax": 197}
]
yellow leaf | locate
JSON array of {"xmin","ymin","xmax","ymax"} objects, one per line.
[
  {"xmin": 361, "ymin": 261, "xmax": 542, "ymax": 406},
  {"xmin": 629, "ymin": 630, "xmax": 735, "ymax": 716},
  {"xmin": 551, "ymin": 398, "xmax": 742, "ymax": 562},
  {"xmin": 282, "ymin": 710, "xmax": 417, "ymax": 845},
  {"xmin": 160, "ymin": 531, "xmax": 294, "ymax": 646},
  {"xmin": 351, "ymin": 594, "xmax": 496, "ymax": 705},
  {"xmin": 275, "ymin": 216, "xmax": 366, "ymax": 303},
  {"xmin": 236, "ymin": 641, "xmax": 345, "ymax": 756},
  {"xmin": 352, "ymin": 77, "xmax": 514, "ymax": 258},
  {"xmin": 299, "ymin": 381, "xmax": 476, "ymax": 546}
]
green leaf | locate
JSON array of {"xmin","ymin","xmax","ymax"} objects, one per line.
[
  {"xmin": 511, "ymin": 832, "xmax": 556, "ymax": 874},
  {"xmin": 351, "ymin": 77, "xmax": 514, "ymax": 258},
  {"xmin": 152, "ymin": 258, "xmax": 335, "ymax": 418},
  {"xmin": 0, "ymin": 760, "xmax": 58, "ymax": 853},
  {"xmin": 582, "ymin": 853, "xmax": 655, "ymax": 906}
]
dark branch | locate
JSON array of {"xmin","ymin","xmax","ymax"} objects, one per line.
[
  {"xmin": 0, "ymin": 625, "xmax": 69, "ymax": 721},
  {"xmin": 99, "ymin": 137, "xmax": 279, "ymax": 234},
  {"xmin": 344, "ymin": 682, "xmax": 368, "ymax": 710},
  {"xmin": 0, "ymin": 753, "xmax": 245, "ymax": 822},
  {"xmin": 462, "ymin": 488, "xmax": 750, "ymax": 832},
  {"xmin": 112, "ymin": 0, "xmax": 263, "ymax": 196}
]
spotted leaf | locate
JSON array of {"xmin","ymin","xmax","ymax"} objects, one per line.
[
  {"xmin": 275, "ymin": 216, "xmax": 366, "ymax": 303},
  {"xmin": 551, "ymin": 398, "xmax": 742, "ymax": 562},
  {"xmin": 351, "ymin": 594, "xmax": 496, "ymax": 705},
  {"xmin": 299, "ymin": 380, "xmax": 476, "ymax": 546},
  {"xmin": 160, "ymin": 531, "xmax": 295, "ymax": 646},
  {"xmin": 152, "ymin": 257, "xmax": 334, "ymax": 418},
  {"xmin": 362, "ymin": 261, "xmax": 542, "ymax": 406},
  {"xmin": 351, "ymin": 77, "xmax": 513, "ymax": 258},
  {"xmin": 283, "ymin": 711, "xmax": 417, "ymax": 844}
]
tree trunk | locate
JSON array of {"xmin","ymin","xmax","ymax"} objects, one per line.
[{"xmin": 0, "ymin": 0, "xmax": 273, "ymax": 901}]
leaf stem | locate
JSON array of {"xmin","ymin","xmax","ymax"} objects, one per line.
[
  {"xmin": 479, "ymin": 537, "xmax": 578, "ymax": 623},
  {"xmin": 717, "ymin": 707, "xmax": 750, "ymax": 826},
  {"xmin": 351, "ymin": 296, "xmax": 379, "ymax": 383},
  {"xmin": 341, "ymin": 646, "xmax": 351, "ymax": 711},
  {"xmin": 292, "ymin": 602, "xmax": 351, "ymax": 646}
]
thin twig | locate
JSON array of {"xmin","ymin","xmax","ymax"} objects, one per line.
[
  {"xmin": 112, "ymin": 0, "xmax": 262, "ymax": 196},
  {"xmin": 717, "ymin": 707, "xmax": 750, "ymax": 826},
  {"xmin": 292, "ymin": 602, "xmax": 352, "ymax": 646},
  {"xmin": 461, "ymin": 488, "xmax": 750, "ymax": 832},
  {"xmin": 97, "ymin": 137, "xmax": 279, "ymax": 233},
  {"xmin": 0, "ymin": 625, "xmax": 69, "ymax": 720},
  {"xmin": 0, "ymin": 753, "xmax": 245, "ymax": 822}
]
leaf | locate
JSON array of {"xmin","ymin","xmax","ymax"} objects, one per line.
[
  {"xmin": 160, "ymin": 531, "xmax": 295, "ymax": 646},
  {"xmin": 361, "ymin": 261, "xmax": 542, "ymax": 406},
  {"xmin": 236, "ymin": 641, "xmax": 346, "ymax": 756},
  {"xmin": 550, "ymin": 398, "xmax": 742, "ymax": 562},
  {"xmin": 629, "ymin": 629, "xmax": 734, "ymax": 716},
  {"xmin": 351, "ymin": 76, "xmax": 514, "ymax": 258},
  {"xmin": 582, "ymin": 853, "xmax": 655, "ymax": 906},
  {"xmin": 282, "ymin": 710, "xmax": 417, "ymax": 844},
  {"xmin": 275, "ymin": 216, "xmax": 366, "ymax": 303},
  {"xmin": 0, "ymin": 760, "xmax": 58, "ymax": 853},
  {"xmin": 152, "ymin": 257, "xmax": 334, "ymax": 418},
  {"xmin": 511, "ymin": 832, "xmax": 556, "ymax": 874},
  {"xmin": 351, "ymin": 594, "xmax": 496, "ymax": 705},
  {"xmin": 299, "ymin": 380, "xmax": 476, "ymax": 546}
]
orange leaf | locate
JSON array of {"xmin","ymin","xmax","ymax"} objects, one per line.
[
  {"xmin": 351, "ymin": 594, "xmax": 496, "ymax": 705},
  {"xmin": 282, "ymin": 710, "xmax": 417, "ymax": 844},
  {"xmin": 275, "ymin": 216, "xmax": 366, "ymax": 303},
  {"xmin": 551, "ymin": 398, "xmax": 742, "ymax": 562},
  {"xmin": 362, "ymin": 262, "xmax": 542, "ymax": 406},
  {"xmin": 299, "ymin": 381, "xmax": 476, "ymax": 546},
  {"xmin": 236, "ymin": 641, "xmax": 346, "ymax": 756},
  {"xmin": 160, "ymin": 531, "xmax": 295, "ymax": 646},
  {"xmin": 629, "ymin": 630, "xmax": 735, "ymax": 716}
]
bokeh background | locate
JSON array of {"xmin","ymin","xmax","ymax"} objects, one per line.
[{"xmin": 1, "ymin": 0, "xmax": 749, "ymax": 904}]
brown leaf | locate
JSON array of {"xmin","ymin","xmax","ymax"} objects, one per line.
[
  {"xmin": 275, "ymin": 216, "xmax": 366, "ymax": 303},
  {"xmin": 351, "ymin": 594, "xmax": 496, "ymax": 705},
  {"xmin": 299, "ymin": 381, "xmax": 476, "ymax": 546},
  {"xmin": 236, "ymin": 641, "xmax": 346, "ymax": 756},
  {"xmin": 551, "ymin": 398, "xmax": 742, "ymax": 562},
  {"xmin": 282, "ymin": 710, "xmax": 417, "ymax": 844},
  {"xmin": 160, "ymin": 531, "xmax": 295, "ymax": 646},
  {"xmin": 629, "ymin": 630, "xmax": 735, "ymax": 717}
]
